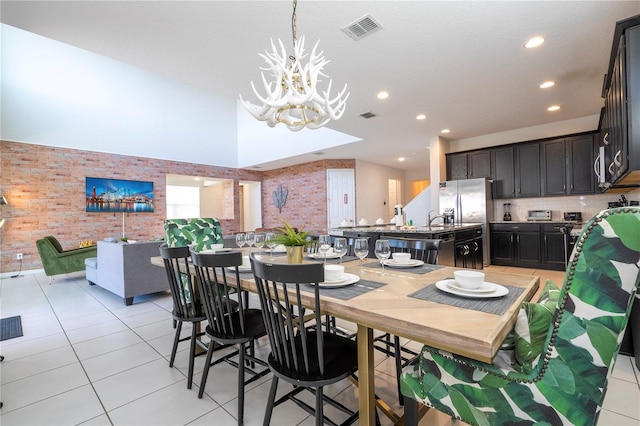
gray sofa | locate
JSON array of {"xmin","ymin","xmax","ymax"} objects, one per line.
[{"xmin": 86, "ymin": 240, "xmax": 168, "ymax": 305}]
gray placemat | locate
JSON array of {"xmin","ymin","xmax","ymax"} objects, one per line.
[
  {"xmin": 408, "ymin": 283, "xmax": 526, "ymax": 315},
  {"xmin": 300, "ymin": 279, "xmax": 386, "ymax": 300},
  {"xmin": 364, "ymin": 261, "xmax": 445, "ymax": 275}
]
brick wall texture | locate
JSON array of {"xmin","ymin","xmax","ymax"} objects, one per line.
[{"xmin": 0, "ymin": 141, "xmax": 353, "ymax": 273}]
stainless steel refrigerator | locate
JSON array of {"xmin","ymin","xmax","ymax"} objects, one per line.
[{"xmin": 438, "ymin": 177, "xmax": 493, "ymax": 266}]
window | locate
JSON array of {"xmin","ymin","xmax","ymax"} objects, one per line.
[{"xmin": 166, "ymin": 185, "xmax": 200, "ymax": 219}]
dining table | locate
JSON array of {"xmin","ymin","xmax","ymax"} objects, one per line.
[{"xmin": 150, "ymin": 249, "xmax": 538, "ymax": 426}]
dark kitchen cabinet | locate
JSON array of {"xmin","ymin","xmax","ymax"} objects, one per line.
[
  {"xmin": 515, "ymin": 143, "xmax": 541, "ymax": 197},
  {"xmin": 541, "ymin": 134, "xmax": 596, "ymax": 196},
  {"xmin": 454, "ymin": 228, "xmax": 483, "ymax": 269},
  {"xmin": 446, "ymin": 151, "xmax": 491, "ymax": 180},
  {"xmin": 490, "ymin": 223, "xmax": 541, "ymax": 268},
  {"xmin": 491, "ymin": 146, "xmax": 515, "ymax": 198},
  {"xmin": 541, "ymin": 223, "xmax": 570, "ymax": 271},
  {"xmin": 599, "ymin": 17, "xmax": 640, "ymax": 189}
]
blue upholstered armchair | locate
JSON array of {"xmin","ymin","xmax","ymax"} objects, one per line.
[{"xmin": 400, "ymin": 207, "xmax": 640, "ymax": 426}]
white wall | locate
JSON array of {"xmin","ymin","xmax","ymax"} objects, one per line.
[
  {"xmin": 241, "ymin": 181, "xmax": 262, "ymax": 232},
  {"xmin": 200, "ymin": 185, "xmax": 223, "ymax": 218},
  {"xmin": 355, "ymin": 160, "xmax": 406, "ymax": 223}
]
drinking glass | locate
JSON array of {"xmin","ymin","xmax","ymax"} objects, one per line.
[
  {"xmin": 254, "ymin": 233, "xmax": 265, "ymax": 252},
  {"xmin": 375, "ymin": 239, "xmax": 391, "ymax": 276},
  {"xmin": 265, "ymin": 232, "xmax": 276, "ymax": 257},
  {"xmin": 245, "ymin": 231, "xmax": 255, "ymax": 251},
  {"xmin": 318, "ymin": 235, "xmax": 331, "ymax": 265},
  {"xmin": 235, "ymin": 233, "xmax": 245, "ymax": 249},
  {"xmin": 333, "ymin": 237, "xmax": 348, "ymax": 264},
  {"xmin": 354, "ymin": 238, "xmax": 369, "ymax": 274}
]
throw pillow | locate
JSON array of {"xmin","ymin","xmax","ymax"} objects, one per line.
[{"xmin": 513, "ymin": 279, "xmax": 561, "ymax": 372}]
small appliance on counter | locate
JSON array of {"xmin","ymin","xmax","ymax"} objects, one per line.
[
  {"xmin": 563, "ymin": 212, "xmax": 583, "ymax": 222},
  {"xmin": 393, "ymin": 204, "xmax": 404, "ymax": 227},
  {"xmin": 503, "ymin": 203, "xmax": 512, "ymax": 221},
  {"xmin": 527, "ymin": 210, "xmax": 552, "ymax": 221},
  {"xmin": 443, "ymin": 208, "xmax": 455, "ymax": 225}
]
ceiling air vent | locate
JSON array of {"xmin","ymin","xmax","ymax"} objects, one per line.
[
  {"xmin": 360, "ymin": 112, "xmax": 377, "ymax": 119},
  {"xmin": 342, "ymin": 14, "xmax": 383, "ymax": 41}
]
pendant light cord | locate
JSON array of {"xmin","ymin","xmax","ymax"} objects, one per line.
[{"xmin": 290, "ymin": 0, "xmax": 297, "ymax": 61}]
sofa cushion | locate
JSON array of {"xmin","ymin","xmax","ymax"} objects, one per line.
[{"xmin": 84, "ymin": 257, "xmax": 98, "ymax": 268}]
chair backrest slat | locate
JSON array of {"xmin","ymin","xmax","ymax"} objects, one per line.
[
  {"xmin": 251, "ymin": 254, "xmax": 325, "ymax": 376},
  {"xmin": 191, "ymin": 250, "xmax": 245, "ymax": 337},
  {"xmin": 159, "ymin": 244, "xmax": 199, "ymax": 319},
  {"xmin": 385, "ymin": 237, "xmax": 441, "ymax": 264}
]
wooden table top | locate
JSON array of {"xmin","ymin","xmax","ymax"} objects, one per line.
[{"xmin": 151, "ymin": 253, "xmax": 538, "ymax": 363}]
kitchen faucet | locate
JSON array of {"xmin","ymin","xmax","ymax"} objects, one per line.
[{"xmin": 427, "ymin": 210, "xmax": 445, "ymax": 226}]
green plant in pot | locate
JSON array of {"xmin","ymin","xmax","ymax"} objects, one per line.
[{"xmin": 268, "ymin": 221, "xmax": 310, "ymax": 264}]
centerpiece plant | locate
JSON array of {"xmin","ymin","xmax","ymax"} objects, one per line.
[{"xmin": 268, "ymin": 221, "xmax": 311, "ymax": 263}]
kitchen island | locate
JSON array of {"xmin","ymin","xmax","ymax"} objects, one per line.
[{"xmin": 329, "ymin": 223, "xmax": 484, "ymax": 269}]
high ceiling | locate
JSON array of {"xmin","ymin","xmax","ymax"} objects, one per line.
[{"xmin": 2, "ymin": 1, "xmax": 639, "ymax": 171}]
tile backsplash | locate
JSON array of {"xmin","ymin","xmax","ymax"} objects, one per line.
[{"xmin": 493, "ymin": 188, "xmax": 640, "ymax": 222}]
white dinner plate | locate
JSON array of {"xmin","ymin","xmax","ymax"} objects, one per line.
[
  {"xmin": 199, "ymin": 248, "xmax": 234, "ymax": 254},
  {"xmin": 435, "ymin": 279, "xmax": 508, "ymax": 298},
  {"xmin": 382, "ymin": 259, "xmax": 425, "ymax": 268},
  {"xmin": 316, "ymin": 273, "xmax": 360, "ymax": 288},
  {"xmin": 447, "ymin": 280, "xmax": 496, "ymax": 293},
  {"xmin": 309, "ymin": 252, "xmax": 341, "ymax": 259}
]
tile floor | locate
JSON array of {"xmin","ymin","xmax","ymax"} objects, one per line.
[{"xmin": 1, "ymin": 267, "xmax": 638, "ymax": 426}]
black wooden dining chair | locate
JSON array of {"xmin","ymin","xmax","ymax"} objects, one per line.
[
  {"xmin": 190, "ymin": 250, "xmax": 269, "ymax": 425},
  {"xmin": 375, "ymin": 237, "xmax": 441, "ymax": 405},
  {"xmin": 250, "ymin": 253, "xmax": 359, "ymax": 426},
  {"xmin": 158, "ymin": 244, "xmax": 208, "ymax": 389}
]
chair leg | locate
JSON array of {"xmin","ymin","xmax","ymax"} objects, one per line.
[
  {"xmin": 238, "ymin": 343, "xmax": 246, "ymax": 425},
  {"xmin": 169, "ymin": 321, "xmax": 183, "ymax": 367},
  {"xmin": 263, "ymin": 376, "xmax": 279, "ymax": 426},
  {"xmin": 315, "ymin": 386, "xmax": 323, "ymax": 426},
  {"xmin": 49, "ymin": 276, "xmax": 53, "ymax": 284},
  {"xmin": 404, "ymin": 396, "xmax": 419, "ymax": 426},
  {"xmin": 187, "ymin": 322, "xmax": 198, "ymax": 389},
  {"xmin": 198, "ymin": 341, "xmax": 216, "ymax": 399},
  {"xmin": 394, "ymin": 335, "xmax": 404, "ymax": 406}
]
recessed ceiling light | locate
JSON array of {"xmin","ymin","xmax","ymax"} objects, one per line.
[
  {"xmin": 377, "ymin": 91, "xmax": 389, "ymax": 99},
  {"xmin": 547, "ymin": 105, "xmax": 561, "ymax": 112},
  {"xmin": 540, "ymin": 81, "xmax": 555, "ymax": 89},
  {"xmin": 525, "ymin": 36, "xmax": 545, "ymax": 49},
  {"xmin": 441, "ymin": 129, "xmax": 451, "ymax": 134},
  {"xmin": 398, "ymin": 157, "xmax": 405, "ymax": 162},
  {"xmin": 416, "ymin": 114, "xmax": 426, "ymax": 120},
  {"xmin": 194, "ymin": 177, "xmax": 201, "ymax": 181}
]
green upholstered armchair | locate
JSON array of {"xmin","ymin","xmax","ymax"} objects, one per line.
[
  {"xmin": 163, "ymin": 218, "xmax": 223, "ymax": 251},
  {"xmin": 400, "ymin": 207, "xmax": 640, "ymax": 426},
  {"xmin": 36, "ymin": 236, "xmax": 98, "ymax": 283}
]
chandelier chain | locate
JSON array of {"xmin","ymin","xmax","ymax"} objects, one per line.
[{"xmin": 291, "ymin": 0, "xmax": 298, "ymax": 56}]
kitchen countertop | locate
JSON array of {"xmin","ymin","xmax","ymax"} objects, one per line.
[{"xmin": 329, "ymin": 223, "xmax": 483, "ymax": 236}]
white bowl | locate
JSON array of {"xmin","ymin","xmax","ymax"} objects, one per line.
[
  {"xmin": 324, "ymin": 264, "xmax": 345, "ymax": 282},
  {"xmin": 211, "ymin": 243, "xmax": 224, "ymax": 249},
  {"xmin": 241, "ymin": 255, "xmax": 250, "ymax": 268},
  {"xmin": 454, "ymin": 270, "xmax": 485, "ymax": 290},
  {"xmin": 392, "ymin": 252, "xmax": 411, "ymax": 264}
]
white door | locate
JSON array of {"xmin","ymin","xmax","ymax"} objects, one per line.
[{"xmin": 327, "ymin": 169, "xmax": 355, "ymax": 229}]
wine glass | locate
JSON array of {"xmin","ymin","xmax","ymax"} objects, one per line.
[
  {"xmin": 354, "ymin": 238, "xmax": 369, "ymax": 274},
  {"xmin": 375, "ymin": 239, "xmax": 391, "ymax": 276},
  {"xmin": 245, "ymin": 231, "xmax": 255, "ymax": 251},
  {"xmin": 318, "ymin": 235, "xmax": 331, "ymax": 265},
  {"xmin": 254, "ymin": 233, "xmax": 265, "ymax": 252},
  {"xmin": 333, "ymin": 237, "xmax": 348, "ymax": 264},
  {"xmin": 235, "ymin": 233, "xmax": 245, "ymax": 249},
  {"xmin": 265, "ymin": 232, "xmax": 276, "ymax": 257}
]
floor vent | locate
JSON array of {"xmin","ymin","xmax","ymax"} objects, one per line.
[
  {"xmin": 360, "ymin": 111, "xmax": 377, "ymax": 119},
  {"xmin": 342, "ymin": 14, "xmax": 383, "ymax": 41}
]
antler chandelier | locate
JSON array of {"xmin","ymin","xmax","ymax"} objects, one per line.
[{"xmin": 240, "ymin": 0, "xmax": 349, "ymax": 132}]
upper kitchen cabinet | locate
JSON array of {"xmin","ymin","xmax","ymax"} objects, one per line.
[
  {"xmin": 446, "ymin": 150, "xmax": 491, "ymax": 180},
  {"xmin": 541, "ymin": 133, "xmax": 596, "ymax": 196},
  {"xmin": 491, "ymin": 146, "xmax": 515, "ymax": 198},
  {"xmin": 598, "ymin": 15, "xmax": 640, "ymax": 190},
  {"xmin": 515, "ymin": 143, "xmax": 541, "ymax": 197}
]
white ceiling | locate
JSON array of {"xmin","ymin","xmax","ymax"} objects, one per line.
[{"xmin": 2, "ymin": 1, "xmax": 639, "ymax": 171}]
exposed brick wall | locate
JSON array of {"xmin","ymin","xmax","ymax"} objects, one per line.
[
  {"xmin": 0, "ymin": 141, "xmax": 354, "ymax": 273},
  {"xmin": 262, "ymin": 159, "xmax": 355, "ymax": 235}
]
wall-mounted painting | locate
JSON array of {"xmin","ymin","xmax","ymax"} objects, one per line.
[{"xmin": 86, "ymin": 177, "xmax": 154, "ymax": 213}]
